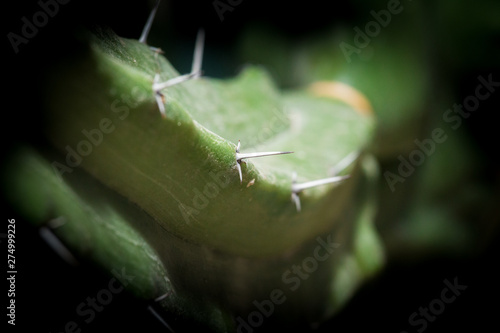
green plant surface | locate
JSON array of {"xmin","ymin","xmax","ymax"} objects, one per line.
[
  {"xmin": 3, "ymin": 148, "xmax": 234, "ymax": 332},
  {"xmin": 3, "ymin": 26, "xmax": 384, "ymax": 330},
  {"xmin": 43, "ymin": 27, "xmax": 375, "ymax": 258},
  {"xmin": 234, "ymin": 3, "xmax": 498, "ymax": 263}
]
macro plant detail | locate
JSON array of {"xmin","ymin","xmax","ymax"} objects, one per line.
[{"xmin": 3, "ymin": 0, "xmax": 499, "ymax": 332}]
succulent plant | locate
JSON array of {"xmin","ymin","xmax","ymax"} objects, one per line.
[
  {"xmin": 3, "ymin": 16, "xmax": 384, "ymax": 331},
  {"xmin": 3, "ymin": 1, "xmax": 498, "ymax": 332},
  {"xmin": 236, "ymin": 0, "xmax": 498, "ymax": 262}
]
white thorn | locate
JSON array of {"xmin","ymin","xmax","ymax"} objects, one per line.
[
  {"xmin": 152, "ymin": 29, "xmax": 205, "ymax": 93},
  {"xmin": 236, "ymin": 141, "xmax": 242, "ymax": 182},
  {"xmin": 191, "ymin": 28, "xmax": 205, "ymax": 78},
  {"xmin": 147, "ymin": 305, "xmax": 175, "ymax": 332},
  {"xmin": 236, "ymin": 151, "xmax": 294, "ymax": 161},
  {"xmin": 292, "ymin": 175, "xmax": 350, "ymax": 193},
  {"xmin": 154, "ymin": 74, "xmax": 166, "ymax": 117},
  {"xmin": 154, "ymin": 291, "xmax": 171, "ymax": 302},
  {"xmin": 237, "ymin": 162, "xmax": 243, "ymax": 183},
  {"xmin": 330, "ymin": 151, "xmax": 360, "ymax": 176},
  {"xmin": 153, "ymin": 72, "xmax": 198, "ymax": 92},
  {"xmin": 155, "ymin": 92, "xmax": 166, "ymax": 117},
  {"xmin": 291, "ymin": 173, "xmax": 350, "ymax": 212},
  {"xmin": 149, "ymin": 46, "xmax": 164, "ymax": 54},
  {"xmin": 39, "ymin": 226, "xmax": 79, "ymax": 266},
  {"xmin": 139, "ymin": 0, "xmax": 161, "ymax": 44},
  {"xmin": 235, "ymin": 140, "xmax": 293, "ymax": 183},
  {"xmin": 291, "ymin": 192, "xmax": 301, "ymax": 212}
]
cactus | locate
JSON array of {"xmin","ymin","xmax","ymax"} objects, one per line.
[
  {"xmin": 235, "ymin": 1, "xmax": 498, "ymax": 261},
  {"xmin": 3, "ymin": 1, "xmax": 498, "ymax": 332},
  {"xmin": 3, "ymin": 19, "xmax": 384, "ymax": 331}
]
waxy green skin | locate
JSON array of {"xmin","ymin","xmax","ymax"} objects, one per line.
[
  {"xmin": 42, "ymin": 28, "xmax": 375, "ymax": 258},
  {"xmin": 4, "ymin": 27, "xmax": 384, "ymax": 331}
]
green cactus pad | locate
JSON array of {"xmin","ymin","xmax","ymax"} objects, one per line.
[
  {"xmin": 4, "ymin": 27, "xmax": 382, "ymax": 330},
  {"xmin": 43, "ymin": 27, "xmax": 375, "ymax": 257}
]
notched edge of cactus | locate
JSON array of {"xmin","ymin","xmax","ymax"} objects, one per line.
[{"xmin": 42, "ymin": 26, "xmax": 377, "ymax": 258}]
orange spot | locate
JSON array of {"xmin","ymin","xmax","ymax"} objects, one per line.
[{"xmin": 308, "ymin": 81, "xmax": 373, "ymax": 116}]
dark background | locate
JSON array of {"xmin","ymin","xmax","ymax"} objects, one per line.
[{"xmin": 3, "ymin": 0, "xmax": 500, "ymax": 332}]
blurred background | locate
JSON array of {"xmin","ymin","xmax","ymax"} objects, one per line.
[{"xmin": 3, "ymin": 0, "xmax": 500, "ymax": 332}]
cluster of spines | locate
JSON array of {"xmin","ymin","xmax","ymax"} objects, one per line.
[{"xmin": 138, "ymin": 1, "xmax": 356, "ymax": 212}]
